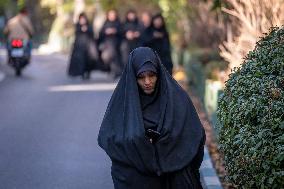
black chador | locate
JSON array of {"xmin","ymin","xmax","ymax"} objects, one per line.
[
  {"xmin": 68, "ymin": 13, "xmax": 94, "ymax": 78},
  {"xmin": 98, "ymin": 14, "xmax": 122, "ymax": 78},
  {"xmin": 142, "ymin": 14, "xmax": 173, "ymax": 75},
  {"xmin": 98, "ymin": 47, "xmax": 205, "ymax": 189},
  {"xmin": 120, "ymin": 10, "xmax": 143, "ymax": 66}
]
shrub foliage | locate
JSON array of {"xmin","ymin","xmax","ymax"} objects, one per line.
[{"xmin": 217, "ymin": 27, "xmax": 284, "ymax": 188}]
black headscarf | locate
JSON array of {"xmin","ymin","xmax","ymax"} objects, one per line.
[
  {"xmin": 75, "ymin": 13, "xmax": 93, "ymax": 37},
  {"xmin": 134, "ymin": 59, "xmax": 160, "ymax": 131},
  {"xmin": 142, "ymin": 14, "xmax": 173, "ymax": 74},
  {"xmin": 151, "ymin": 13, "xmax": 167, "ymax": 33},
  {"xmin": 98, "ymin": 47, "xmax": 205, "ymax": 175},
  {"xmin": 125, "ymin": 9, "xmax": 139, "ymax": 25}
]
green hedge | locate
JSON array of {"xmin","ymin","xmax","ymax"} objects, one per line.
[{"xmin": 217, "ymin": 27, "xmax": 284, "ymax": 188}]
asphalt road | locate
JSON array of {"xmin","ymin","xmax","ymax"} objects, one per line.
[{"xmin": 0, "ymin": 51, "xmax": 115, "ymax": 189}]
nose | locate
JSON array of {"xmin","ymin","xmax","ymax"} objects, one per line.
[{"xmin": 144, "ymin": 77, "xmax": 151, "ymax": 85}]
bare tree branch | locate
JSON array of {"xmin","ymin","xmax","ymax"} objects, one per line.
[{"xmin": 220, "ymin": 0, "xmax": 284, "ymax": 72}]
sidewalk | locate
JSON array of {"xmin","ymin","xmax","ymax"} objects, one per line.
[{"xmin": 200, "ymin": 147, "xmax": 222, "ymax": 189}]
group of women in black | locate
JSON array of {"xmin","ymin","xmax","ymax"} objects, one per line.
[{"xmin": 68, "ymin": 9, "xmax": 173, "ymax": 79}]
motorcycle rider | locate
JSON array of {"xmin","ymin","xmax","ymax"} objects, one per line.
[{"xmin": 3, "ymin": 7, "xmax": 34, "ymax": 64}]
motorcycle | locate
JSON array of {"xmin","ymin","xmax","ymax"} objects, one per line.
[{"xmin": 8, "ymin": 39, "xmax": 30, "ymax": 76}]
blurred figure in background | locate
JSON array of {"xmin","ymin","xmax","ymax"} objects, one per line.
[
  {"xmin": 98, "ymin": 9, "xmax": 122, "ymax": 79},
  {"xmin": 140, "ymin": 11, "xmax": 152, "ymax": 55},
  {"xmin": 142, "ymin": 13, "xmax": 173, "ymax": 75},
  {"xmin": 4, "ymin": 7, "xmax": 34, "ymax": 64},
  {"xmin": 68, "ymin": 13, "xmax": 96, "ymax": 79},
  {"xmin": 120, "ymin": 9, "xmax": 143, "ymax": 66},
  {"xmin": 140, "ymin": 11, "xmax": 152, "ymax": 32}
]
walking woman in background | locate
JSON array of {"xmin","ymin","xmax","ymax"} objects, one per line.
[
  {"xmin": 68, "ymin": 13, "xmax": 95, "ymax": 79},
  {"xmin": 139, "ymin": 11, "xmax": 152, "ymax": 48},
  {"xmin": 98, "ymin": 9, "xmax": 122, "ymax": 79},
  {"xmin": 98, "ymin": 47, "xmax": 205, "ymax": 189},
  {"xmin": 120, "ymin": 9, "xmax": 143, "ymax": 66},
  {"xmin": 142, "ymin": 13, "xmax": 173, "ymax": 75}
]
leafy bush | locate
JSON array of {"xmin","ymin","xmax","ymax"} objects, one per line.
[{"xmin": 217, "ymin": 27, "xmax": 284, "ymax": 188}]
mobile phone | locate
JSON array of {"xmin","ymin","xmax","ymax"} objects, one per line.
[{"xmin": 146, "ymin": 129, "xmax": 161, "ymax": 141}]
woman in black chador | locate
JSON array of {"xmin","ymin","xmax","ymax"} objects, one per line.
[
  {"xmin": 142, "ymin": 13, "xmax": 173, "ymax": 75},
  {"xmin": 98, "ymin": 47, "xmax": 205, "ymax": 189},
  {"xmin": 140, "ymin": 11, "xmax": 152, "ymax": 44},
  {"xmin": 98, "ymin": 9, "xmax": 122, "ymax": 78},
  {"xmin": 68, "ymin": 13, "xmax": 95, "ymax": 79},
  {"xmin": 120, "ymin": 10, "xmax": 143, "ymax": 66}
]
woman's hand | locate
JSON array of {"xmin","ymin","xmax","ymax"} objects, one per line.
[
  {"xmin": 153, "ymin": 31, "xmax": 164, "ymax": 38},
  {"xmin": 105, "ymin": 28, "xmax": 117, "ymax": 35},
  {"xmin": 81, "ymin": 25, "xmax": 88, "ymax": 32}
]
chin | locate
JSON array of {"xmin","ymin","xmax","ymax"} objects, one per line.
[{"xmin": 144, "ymin": 89, "xmax": 154, "ymax": 95}]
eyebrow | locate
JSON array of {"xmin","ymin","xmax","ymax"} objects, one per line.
[{"xmin": 137, "ymin": 71, "xmax": 157, "ymax": 77}]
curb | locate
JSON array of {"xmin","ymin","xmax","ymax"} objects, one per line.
[
  {"xmin": 0, "ymin": 70, "xmax": 5, "ymax": 82},
  {"xmin": 0, "ymin": 47, "xmax": 6, "ymax": 82},
  {"xmin": 200, "ymin": 147, "xmax": 223, "ymax": 189}
]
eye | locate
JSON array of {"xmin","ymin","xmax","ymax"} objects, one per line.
[
  {"xmin": 148, "ymin": 72, "xmax": 157, "ymax": 77},
  {"xmin": 137, "ymin": 75, "xmax": 146, "ymax": 80},
  {"xmin": 137, "ymin": 75, "xmax": 144, "ymax": 79}
]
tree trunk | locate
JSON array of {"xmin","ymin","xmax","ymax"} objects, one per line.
[
  {"xmin": 38, "ymin": 0, "xmax": 66, "ymax": 53},
  {"xmin": 73, "ymin": 0, "xmax": 85, "ymax": 23}
]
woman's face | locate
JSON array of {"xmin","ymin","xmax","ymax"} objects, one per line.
[
  {"xmin": 153, "ymin": 17, "xmax": 163, "ymax": 28},
  {"xmin": 141, "ymin": 13, "xmax": 151, "ymax": 27},
  {"xmin": 127, "ymin": 12, "xmax": 136, "ymax": 21},
  {"xmin": 108, "ymin": 10, "xmax": 117, "ymax": 21},
  {"xmin": 137, "ymin": 71, "xmax": 158, "ymax": 95},
  {"xmin": 79, "ymin": 16, "xmax": 87, "ymax": 25}
]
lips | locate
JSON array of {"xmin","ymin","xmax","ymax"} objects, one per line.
[{"xmin": 145, "ymin": 86, "xmax": 153, "ymax": 90}]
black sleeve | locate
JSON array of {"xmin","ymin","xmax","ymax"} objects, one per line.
[
  {"xmin": 162, "ymin": 32, "xmax": 171, "ymax": 52},
  {"xmin": 141, "ymin": 28, "xmax": 154, "ymax": 47},
  {"xmin": 98, "ymin": 24, "xmax": 106, "ymax": 45},
  {"xmin": 121, "ymin": 23, "xmax": 127, "ymax": 40},
  {"xmin": 190, "ymin": 130, "xmax": 206, "ymax": 170},
  {"xmin": 87, "ymin": 25, "xmax": 94, "ymax": 38},
  {"xmin": 116, "ymin": 22, "xmax": 123, "ymax": 44},
  {"xmin": 75, "ymin": 24, "xmax": 81, "ymax": 36}
]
